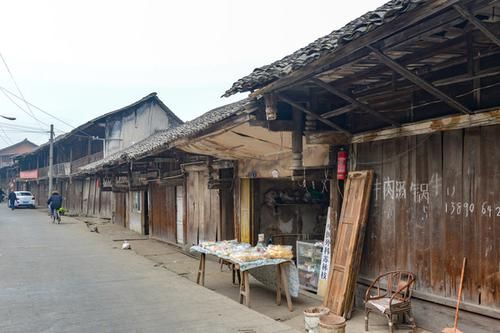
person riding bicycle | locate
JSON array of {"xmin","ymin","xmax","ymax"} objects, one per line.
[{"xmin": 47, "ymin": 191, "xmax": 63, "ymax": 221}]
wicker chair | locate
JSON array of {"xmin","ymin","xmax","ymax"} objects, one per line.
[{"xmin": 364, "ymin": 271, "xmax": 416, "ymax": 333}]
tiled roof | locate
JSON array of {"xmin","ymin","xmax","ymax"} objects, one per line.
[
  {"xmin": 0, "ymin": 139, "xmax": 38, "ymax": 156},
  {"xmin": 78, "ymin": 99, "xmax": 251, "ymax": 173},
  {"xmin": 16, "ymin": 93, "xmax": 182, "ymax": 159},
  {"xmin": 223, "ymin": 0, "xmax": 426, "ymax": 97}
]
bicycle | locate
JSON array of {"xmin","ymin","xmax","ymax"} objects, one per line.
[{"xmin": 51, "ymin": 208, "xmax": 61, "ymax": 224}]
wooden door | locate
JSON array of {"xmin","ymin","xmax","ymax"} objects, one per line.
[
  {"xmin": 114, "ymin": 192, "xmax": 127, "ymax": 227},
  {"xmin": 204, "ymin": 187, "xmax": 219, "ymax": 242},
  {"xmin": 150, "ymin": 183, "xmax": 176, "ymax": 243},
  {"xmin": 324, "ymin": 170, "xmax": 373, "ymax": 316}
]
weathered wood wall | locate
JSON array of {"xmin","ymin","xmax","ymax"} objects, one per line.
[
  {"xmin": 61, "ymin": 177, "xmax": 112, "ymax": 219},
  {"xmin": 185, "ymin": 167, "xmax": 229, "ymax": 246},
  {"xmin": 353, "ymin": 124, "xmax": 500, "ymax": 312}
]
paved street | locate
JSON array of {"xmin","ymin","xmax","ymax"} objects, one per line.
[{"xmin": 0, "ymin": 205, "xmax": 297, "ymax": 333}]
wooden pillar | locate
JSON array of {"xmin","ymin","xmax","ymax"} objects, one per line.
[
  {"xmin": 240, "ymin": 178, "xmax": 252, "ymax": 244},
  {"xmin": 233, "ymin": 164, "xmax": 241, "ymax": 241},
  {"xmin": 87, "ymin": 137, "xmax": 92, "ymax": 156},
  {"xmin": 330, "ymin": 146, "xmax": 344, "ymax": 247},
  {"xmin": 264, "ymin": 94, "xmax": 278, "ymax": 120},
  {"xmin": 291, "ymin": 107, "xmax": 303, "ymax": 170},
  {"xmin": 467, "ymin": 32, "xmax": 481, "ymax": 109},
  {"xmin": 69, "ymin": 146, "xmax": 73, "ymax": 184}
]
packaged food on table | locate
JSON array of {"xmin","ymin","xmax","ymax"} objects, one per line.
[
  {"xmin": 230, "ymin": 248, "xmax": 265, "ymax": 262},
  {"xmin": 265, "ymin": 244, "xmax": 293, "ymax": 260},
  {"xmin": 199, "ymin": 240, "xmax": 250, "ymax": 257}
]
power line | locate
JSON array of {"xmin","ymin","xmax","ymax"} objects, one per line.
[
  {"xmin": 0, "ymin": 121, "xmax": 49, "ymax": 131},
  {"xmin": 0, "ymin": 85, "xmax": 92, "ymax": 137},
  {"xmin": 0, "ymin": 131, "xmax": 10, "ymax": 145},
  {"xmin": 0, "ymin": 52, "xmax": 41, "ymax": 123},
  {"xmin": 0, "ymin": 129, "xmax": 49, "ymax": 133},
  {"xmin": 0, "ymin": 86, "xmax": 49, "ymax": 127},
  {"xmin": 0, "ymin": 126, "xmax": 12, "ymax": 145}
]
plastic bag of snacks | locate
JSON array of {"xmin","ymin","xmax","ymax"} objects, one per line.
[
  {"xmin": 230, "ymin": 249, "xmax": 265, "ymax": 262},
  {"xmin": 265, "ymin": 244, "xmax": 293, "ymax": 260}
]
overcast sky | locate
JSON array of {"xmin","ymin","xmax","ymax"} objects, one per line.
[{"xmin": 0, "ymin": 0, "xmax": 387, "ymax": 148}]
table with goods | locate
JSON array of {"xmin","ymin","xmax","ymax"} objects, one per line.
[{"xmin": 190, "ymin": 240, "xmax": 296, "ymax": 311}]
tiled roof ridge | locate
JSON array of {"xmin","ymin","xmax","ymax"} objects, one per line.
[
  {"xmin": 78, "ymin": 99, "xmax": 250, "ymax": 173},
  {"xmin": 223, "ymin": 0, "xmax": 427, "ymax": 97}
]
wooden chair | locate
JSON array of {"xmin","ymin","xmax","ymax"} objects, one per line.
[{"xmin": 364, "ymin": 271, "xmax": 416, "ymax": 333}]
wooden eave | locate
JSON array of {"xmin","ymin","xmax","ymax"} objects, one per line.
[{"xmin": 254, "ymin": 0, "xmax": 500, "ymax": 136}]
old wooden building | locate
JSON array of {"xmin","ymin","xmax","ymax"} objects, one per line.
[
  {"xmin": 0, "ymin": 139, "xmax": 37, "ymax": 191},
  {"xmin": 15, "ymin": 93, "xmax": 181, "ymax": 217},
  {"xmin": 77, "ymin": 100, "xmax": 252, "ymax": 245},
  {"xmin": 222, "ymin": 0, "xmax": 500, "ymax": 331}
]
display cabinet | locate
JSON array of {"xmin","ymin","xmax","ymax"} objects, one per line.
[{"xmin": 296, "ymin": 240, "xmax": 323, "ymax": 292}]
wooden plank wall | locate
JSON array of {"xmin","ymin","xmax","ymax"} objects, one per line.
[
  {"xmin": 353, "ymin": 124, "xmax": 500, "ymax": 310},
  {"xmin": 220, "ymin": 186, "xmax": 235, "ymax": 241},
  {"xmin": 54, "ymin": 177, "xmax": 112, "ymax": 219},
  {"xmin": 185, "ymin": 168, "xmax": 228, "ymax": 245}
]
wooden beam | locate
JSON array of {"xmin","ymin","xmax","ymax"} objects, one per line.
[
  {"xmin": 453, "ymin": 4, "xmax": 500, "ymax": 47},
  {"xmin": 327, "ymin": 33, "xmax": 466, "ymax": 92},
  {"xmin": 310, "ymin": 78, "xmax": 400, "ymax": 127},
  {"xmin": 322, "ymin": 104, "xmax": 356, "ymax": 119},
  {"xmin": 433, "ymin": 66, "xmax": 500, "ymax": 86},
  {"xmin": 351, "ymin": 108, "xmax": 500, "ymax": 143},
  {"xmin": 248, "ymin": 119, "xmax": 295, "ymax": 131},
  {"xmin": 249, "ymin": 0, "xmax": 460, "ymax": 97},
  {"xmin": 367, "ymin": 45, "xmax": 471, "ymax": 115},
  {"xmin": 467, "ymin": 31, "xmax": 482, "ymax": 108},
  {"xmin": 276, "ymin": 94, "xmax": 351, "ymax": 135},
  {"xmin": 351, "ymin": 49, "xmax": 500, "ymax": 98},
  {"xmin": 305, "ymin": 131, "xmax": 350, "ymax": 145}
]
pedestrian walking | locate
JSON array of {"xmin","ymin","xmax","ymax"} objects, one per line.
[{"xmin": 8, "ymin": 191, "xmax": 16, "ymax": 210}]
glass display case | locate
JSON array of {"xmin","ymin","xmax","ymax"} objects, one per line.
[{"xmin": 296, "ymin": 240, "xmax": 323, "ymax": 292}]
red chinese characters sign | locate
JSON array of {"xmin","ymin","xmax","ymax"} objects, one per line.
[{"xmin": 19, "ymin": 169, "xmax": 38, "ymax": 179}]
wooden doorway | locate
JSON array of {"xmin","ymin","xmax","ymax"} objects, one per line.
[
  {"xmin": 150, "ymin": 183, "xmax": 177, "ymax": 244},
  {"xmin": 114, "ymin": 192, "xmax": 127, "ymax": 228}
]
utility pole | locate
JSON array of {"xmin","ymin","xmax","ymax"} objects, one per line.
[{"xmin": 48, "ymin": 124, "xmax": 54, "ymax": 197}]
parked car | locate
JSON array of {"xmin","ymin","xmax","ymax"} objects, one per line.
[{"xmin": 12, "ymin": 191, "xmax": 36, "ymax": 208}]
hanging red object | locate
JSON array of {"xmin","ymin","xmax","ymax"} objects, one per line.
[{"xmin": 337, "ymin": 149, "xmax": 348, "ymax": 180}]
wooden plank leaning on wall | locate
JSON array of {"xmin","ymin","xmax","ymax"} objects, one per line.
[{"xmin": 324, "ymin": 170, "xmax": 373, "ymax": 316}]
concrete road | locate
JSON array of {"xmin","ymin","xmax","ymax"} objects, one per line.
[{"xmin": 0, "ymin": 205, "xmax": 297, "ymax": 333}]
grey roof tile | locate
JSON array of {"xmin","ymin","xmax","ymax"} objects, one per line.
[
  {"xmin": 223, "ymin": 0, "xmax": 427, "ymax": 97},
  {"xmin": 78, "ymin": 99, "xmax": 250, "ymax": 173}
]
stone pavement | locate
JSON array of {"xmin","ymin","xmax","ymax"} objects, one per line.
[
  {"xmin": 76, "ymin": 217, "xmax": 428, "ymax": 333},
  {"xmin": 0, "ymin": 205, "xmax": 297, "ymax": 333}
]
